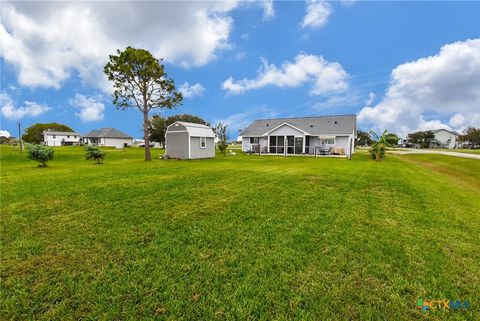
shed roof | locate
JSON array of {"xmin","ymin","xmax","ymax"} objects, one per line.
[
  {"xmin": 167, "ymin": 121, "xmax": 215, "ymax": 138},
  {"xmin": 83, "ymin": 128, "xmax": 132, "ymax": 139},
  {"xmin": 240, "ymin": 115, "xmax": 356, "ymax": 136}
]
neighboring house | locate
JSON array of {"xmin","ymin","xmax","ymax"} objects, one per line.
[
  {"xmin": 165, "ymin": 121, "xmax": 215, "ymax": 159},
  {"xmin": 43, "ymin": 130, "xmax": 81, "ymax": 146},
  {"xmin": 83, "ymin": 128, "xmax": 133, "ymax": 148},
  {"xmin": 429, "ymin": 129, "xmax": 459, "ymax": 149},
  {"xmin": 240, "ymin": 115, "xmax": 357, "ymax": 158},
  {"xmin": 133, "ymin": 139, "xmax": 161, "ymax": 148}
]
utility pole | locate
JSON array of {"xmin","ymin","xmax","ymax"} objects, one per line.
[{"xmin": 18, "ymin": 123, "xmax": 23, "ymax": 152}]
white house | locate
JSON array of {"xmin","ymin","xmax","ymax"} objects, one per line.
[
  {"xmin": 43, "ymin": 130, "xmax": 81, "ymax": 146},
  {"xmin": 165, "ymin": 121, "xmax": 215, "ymax": 159},
  {"xmin": 83, "ymin": 128, "xmax": 133, "ymax": 148},
  {"xmin": 240, "ymin": 115, "xmax": 357, "ymax": 158},
  {"xmin": 430, "ymin": 129, "xmax": 459, "ymax": 149}
]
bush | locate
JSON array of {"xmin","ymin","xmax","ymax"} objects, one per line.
[
  {"xmin": 85, "ymin": 146, "xmax": 106, "ymax": 164},
  {"xmin": 369, "ymin": 130, "xmax": 391, "ymax": 162},
  {"xmin": 26, "ymin": 144, "xmax": 54, "ymax": 167}
]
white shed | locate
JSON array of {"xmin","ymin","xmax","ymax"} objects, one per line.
[{"xmin": 165, "ymin": 121, "xmax": 215, "ymax": 159}]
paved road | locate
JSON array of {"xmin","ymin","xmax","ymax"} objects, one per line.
[{"xmin": 390, "ymin": 149, "xmax": 480, "ymax": 160}]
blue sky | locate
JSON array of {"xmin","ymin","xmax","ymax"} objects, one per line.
[{"xmin": 1, "ymin": 1, "xmax": 479, "ymax": 139}]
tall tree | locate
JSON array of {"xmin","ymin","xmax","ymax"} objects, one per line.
[
  {"xmin": 356, "ymin": 130, "xmax": 373, "ymax": 146},
  {"xmin": 407, "ymin": 131, "xmax": 435, "ymax": 148},
  {"xmin": 104, "ymin": 47, "xmax": 183, "ymax": 161},
  {"xmin": 385, "ymin": 133, "xmax": 400, "ymax": 146},
  {"xmin": 149, "ymin": 114, "xmax": 209, "ymax": 146},
  {"xmin": 22, "ymin": 123, "xmax": 74, "ymax": 144},
  {"xmin": 460, "ymin": 127, "xmax": 480, "ymax": 147}
]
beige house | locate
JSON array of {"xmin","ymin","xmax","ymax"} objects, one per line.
[
  {"xmin": 240, "ymin": 115, "xmax": 357, "ymax": 158},
  {"xmin": 83, "ymin": 128, "xmax": 133, "ymax": 148}
]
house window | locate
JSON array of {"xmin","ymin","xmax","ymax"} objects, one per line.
[
  {"xmin": 250, "ymin": 137, "xmax": 259, "ymax": 144},
  {"xmin": 323, "ymin": 138, "xmax": 335, "ymax": 145},
  {"xmin": 269, "ymin": 136, "xmax": 287, "ymax": 154},
  {"xmin": 52, "ymin": 135, "xmax": 56, "ymax": 139},
  {"xmin": 67, "ymin": 135, "xmax": 70, "ymax": 138},
  {"xmin": 200, "ymin": 137, "xmax": 207, "ymax": 148}
]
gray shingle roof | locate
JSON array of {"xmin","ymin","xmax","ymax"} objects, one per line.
[
  {"xmin": 240, "ymin": 115, "xmax": 357, "ymax": 136},
  {"xmin": 430, "ymin": 129, "xmax": 460, "ymax": 136},
  {"xmin": 83, "ymin": 128, "xmax": 132, "ymax": 139},
  {"xmin": 43, "ymin": 131, "xmax": 80, "ymax": 136}
]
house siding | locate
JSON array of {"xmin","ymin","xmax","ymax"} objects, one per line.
[
  {"xmin": 102, "ymin": 138, "xmax": 133, "ymax": 148},
  {"xmin": 242, "ymin": 137, "xmax": 268, "ymax": 152},
  {"xmin": 433, "ymin": 130, "xmax": 457, "ymax": 148},
  {"xmin": 190, "ymin": 137, "xmax": 215, "ymax": 159},
  {"xmin": 44, "ymin": 134, "xmax": 80, "ymax": 146},
  {"xmin": 268, "ymin": 125, "xmax": 304, "ymax": 136},
  {"xmin": 166, "ymin": 132, "xmax": 189, "ymax": 159},
  {"xmin": 334, "ymin": 136, "xmax": 350, "ymax": 155}
]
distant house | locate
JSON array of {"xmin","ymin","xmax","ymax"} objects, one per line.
[
  {"xmin": 430, "ymin": 129, "xmax": 459, "ymax": 149},
  {"xmin": 43, "ymin": 130, "xmax": 80, "ymax": 146},
  {"xmin": 165, "ymin": 121, "xmax": 215, "ymax": 159},
  {"xmin": 240, "ymin": 115, "xmax": 357, "ymax": 158},
  {"xmin": 83, "ymin": 128, "xmax": 133, "ymax": 148}
]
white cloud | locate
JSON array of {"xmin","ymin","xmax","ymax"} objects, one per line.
[
  {"xmin": 179, "ymin": 82, "xmax": 205, "ymax": 99},
  {"xmin": 340, "ymin": 0, "xmax": 356, "ymax": 7},
  {"xmin": 448, "ymin": 113, "xmax": 466, "ymax": 128},
  {"xmin": 214, "ymin": 105, "xmax": 279, "ymax": 137},
  {"xmin": 70, "ymin": 94, "xmax": 105, "ymax": 122},
  {"xmin": 235, "ymin": 52, "xmax": 247, "ymax": 61},
  {"xmin": 311, "ymin": 92, "xmax": 361, "ymax": 112},
  {"xmin": 365, "ymin": 92, "xmax": 376, "ymax": 106},
  {"xmin": 0, "ymin": 130, "xmax": 11, "ymax": 137},
  {"xmin": 0, "ymin": 92, "xmax": 50, "ymax": 120},
  {"xmin": 241, "ymin": 33, "xmax": 250, "ymax": 40},
  {"xmin": 301, "ymin": 0, "xmax": 332, "ymax": 29},
  {"xmin": 222, "ymin": 54, "xmax": 349, "ymax": 95},
  {"xmin": 260, "ymin": 0, "xmax": 275, "ymax": 21},
  {"xmin": 0, "ymin": 1, "xmax": 273, "ymax": 91},
  {"xmin": 358, "ymin": 39, "xmax": 480, "ymax": 136}
]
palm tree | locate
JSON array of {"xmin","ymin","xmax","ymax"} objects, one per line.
[{"xmin": 369, "ymin": 130, "xmax": 391, "ymax": 162}]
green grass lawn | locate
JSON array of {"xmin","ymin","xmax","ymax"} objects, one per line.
[
  {"xmin": 426, "ymin": 148, "xmax": 480, "ymax": 155},
  {"xmin": 1, "ymin": 146, "xmax": 479, "ymax": 320}
]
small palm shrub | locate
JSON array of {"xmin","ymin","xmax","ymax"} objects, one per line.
[
  {"xmin": 369, "ymin": 130, "xmax": 391, "ymax": 162},
  {"xmin": 26, "ymin": 144, "xmax": 54, "ymax": 167},
  {"xmin": 85, "ymin": 146, "xmax": 106, "ymax": 164}
]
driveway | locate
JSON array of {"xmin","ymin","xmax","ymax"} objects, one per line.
[{"xmin": 390, "ymin": 149, "xmax": 480, "ymax": 160}]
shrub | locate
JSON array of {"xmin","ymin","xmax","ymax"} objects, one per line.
[
  {"xmin": 26, "ymin": 144, "xmax": 54, "ymax": 167},
  {"xmin": 85, "ymin": 146, "xmax": 106, "ymax": 164},
  {"xmin": 369, "ymin": 130, "xmax": 391, "ymax": 162}
]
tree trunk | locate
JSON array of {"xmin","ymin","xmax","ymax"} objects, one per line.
[{"xmin": 143, "ymin": 108, "xmax": 152, "ymax": 161}]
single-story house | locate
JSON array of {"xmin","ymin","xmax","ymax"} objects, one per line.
[
  {"xmin": 240, "ymin": 115, "xmax": 357, "ymax": 158},
  {"xmin": 429, "ymin": 129, "xmax": 459, "ymax": 149},
  {"xmin": 83, "ymin": 128, "xmax": 133, "ymax": 148},
  {"xmin": 43, "ymin": 130, "xmax": 81, "ymax": 146},
  {"xmin": 165, "ymin": 121, "xmax": 215, "ymax": 159}
]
